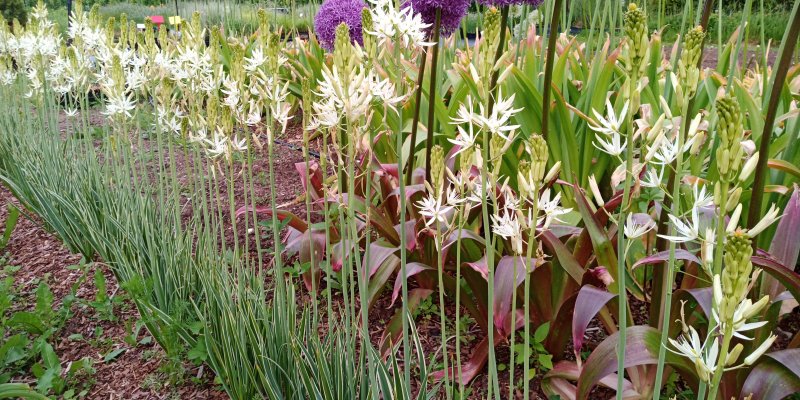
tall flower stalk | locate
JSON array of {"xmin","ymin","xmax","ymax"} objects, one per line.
[{"xmin": 613, "ymin": 4, "xmax": 649, "ymax": 399}]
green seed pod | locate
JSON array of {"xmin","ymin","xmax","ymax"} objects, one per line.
[
  {"xmin": 119, "ymin": 13, "xmax": 128, "ymax": 47},
  {"xmin": 490, "ymin": 134, "xmax": 506, "ymax": 166},
  {"xmin": 715, "ymin": 95, "xmax": 744, "ymax": 183},
  {"xmin": 624, "ymin": 3, "xmax": 648, "ymax": 71},
  {"xmin": 528, "ymin": 134, "xmax": 549, "ymax": 183},
  {"xmin": 361, "ymin": 8, "xmax": 376, "ymax": 60},
  {"xmin": 430, "ymin": 145, "xmax": 445, "ymax": 198},
  {"xmin": 681, "ymin": 26, "xmax": 706, "ymax": 69},
  {"xmin": 481, "ymin": 7, "xmax": 502, "ymax": 89},
  {"xmin": 105, "ymin": 17, "xmax": 116, "ymax": 46},
  {"xmin": 89, "ymin": 4, "xmax": 101, "ymax": 26},
  {"xmin": 721, "ymin": 232, "xmax": 754, "ymax": 318},
  {"xmin": 258, "ymin": 8, "xmax": 269, "ymax": 41},
  {"xmin": 334, "ymin": 23, "xmax": 353, "ymax": 75}
]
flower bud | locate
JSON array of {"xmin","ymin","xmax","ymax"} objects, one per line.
[
  {"xmin": 726, "ymin": 187, "xmax": 742, "ymax": 213},
  {"xmin": 744, "ymin": 334, "xmax": 777, "ymax": 365},
  {"xmin": 726, "ymin": 343, "xmax": 744, "ymax": 366},
  {"xmin": 544, "ymin": 161, "xmax": 561, "ymax": 183},
  {"xmin": 739, "ymin": 153, "xmax": 759, "ymax": 182},
  {"xmin": 588, "ymin": 175, "xmax": 605, "ymax": 207},
  {"xmin": 518, "ymin": 160, "xmax": 532, "ymax": 200}
]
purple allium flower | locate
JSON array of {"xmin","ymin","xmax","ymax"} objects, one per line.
[
  {"xmin": 314, "ymin": 0, "xmax": 367, "ymax": 51},
  {"xmin": 477, "ymin": 0, "xmax": 544, "ymax": 6},
  {"xmin": 404, "ymin": 0, "xmax": 471, "ymax": 36}
]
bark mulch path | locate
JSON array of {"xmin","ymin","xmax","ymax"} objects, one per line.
[{"xmin": 0, "ymin": 186, "xmax": 228, "ymax": 400}]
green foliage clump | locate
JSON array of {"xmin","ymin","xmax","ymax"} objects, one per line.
[{"xmin": 0, "ymin": 0, "xmax": 27, "ymax": 25}]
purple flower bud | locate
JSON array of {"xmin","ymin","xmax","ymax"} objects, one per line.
[
  {"xmin": 314, "ymin": 0, "xmax": 368, "ymax": 51},
  {"xmin": 403, "ymin": 0, "xmax": 471, "ymax": 36}
]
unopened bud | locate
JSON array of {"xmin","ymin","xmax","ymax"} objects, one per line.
[
  {"xmin": 726, "ymin": 343, "xmax": 744, "ymax": 366},
  {"xmin": 744, "ymin": 335, "xmax": 777, "ymax": 365},
  {"xmin": 739, "ymin": 153, "xmax": 759, "ymax": 182}
]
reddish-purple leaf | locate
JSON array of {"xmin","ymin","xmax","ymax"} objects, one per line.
[
  {"xmin": 394, "ymin": 220, "xmax": 419, "ymax": 252},
  {"xmin": 294, "ymin": 161, "xmax": 324, "ymax": 201},
  {"xmin": 571, "ymin": 185, "xmax": 618, "ymax": 291},
  {"xmin": 365, "ymin": 242, "xmax": 399, "ymax": 277},
  {"xmin": 542, "ymin": 361, "xmax": 640, "ymax": 400},
  {"xmin": 494, "ymin": 257, "xmax": 535, "ymax": 336},
  {"xmin": 632, "ymin": 249, "xmax": 701, "ymax": 270},
  {"xmin": 540, "ymin": 231, "xmax": 585, "ymax": 284},
  {"xmin": 765, "ymin": 186, "xmax": 800, "ymax": 298},
  {"xmin": 752, "ymin": 252, "xmax": 800, "ymax": 306},
  {"xmin": 390, "ymin": 262, "xmax": 432, "ymax": 307},
  {"xmin": 432, "ymin": 316, "xmax": 525, "ymax": 385},
  {"xmin": 366, "ymin": 251, "xmax": 400, "ymax": 310},
  {"xmin": 576, "ymin": 326, "xmax": 660, "ymax": 399},
  {"xmin": 741, "ymin": 349, "xmax": 800, "ymax": 400},
  {"xmin": 572, "ymin": 285, "xmax": 616, "ymax": 359},
  {"xmin": 465, "ymin": 256, "xmax": 489, "ymax": 280}
]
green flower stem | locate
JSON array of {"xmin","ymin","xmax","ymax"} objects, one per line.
[
  {"xmin": 541, "ymin": 0, "xmax": 563, "ymax": 142},
  {"xmin": 435, "ymin": 222, "xmax": 451, "ymax": 399},
  {"xmin": 713, "ymin": 182, "xmax": 729, "ymax": 276},
  {"xmin": 523, "ymin": 189, "xmax": 539, "ymax": 400},
  {"xmin": 707, "ymin": 325, "xmax": 733, "ymax": 400},
  {"xmin": 616, "ymin": 70, "xmax": 638, "ymax": 400},
  {"xmin": 653, "ymin": 100, "xmax": 691, "ymax": 400},
  {"xmin": 454, "ymin": 204, "xmax": 466, "ymax": 397}
]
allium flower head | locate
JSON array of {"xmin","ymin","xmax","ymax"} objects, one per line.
[
  {"xmin": 403, "ymin": 0, "xmax": 470, "ymax": 36},
  {"xmin": 314, "ymin": 0, "xmax": 368, "ymax": 51}
]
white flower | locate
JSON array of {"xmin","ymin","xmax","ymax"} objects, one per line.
[
  {"xmin": 103, "ymin": 92, "xmax": 136, "ymax": 118},
  {"xmin": 659, "ymin": 207, "xmax": 708, "ymax": 243},
  {"xmin": 693, "ymin": 183, "xmax": 714, "ymax": 209},
  {"xmin": 64, "ymin": 108, "xmax": 79, "ymax": 117},
  {"xmin": 668, "ymin": 326, "xmax": 718, "ymax": 382},
  {"xmin": 204, "ymin": 130, "xmax": 229, "ymax": 159},
  {"xmin": 492, "ymin": 209, "xmax": 524, "ymax": 255},
  {"xmin": 743, "ymin": 334, "xmax": 777, "ymax": 365},
  {"xmin": 624, "ymin": 213, "xmax": 656, "ymax": 239},
  {"xmin": 641, "ymin": 168, "xmax": 664, "ymax": 189},
  {"xmin": 244, "ymin": 47, "xmax": 267, "ymax": 72},
  {"xmin": 416, "ymin": 194, "xmax": 453, "ymax": 228},
  {"xmin": 231, "ymin": 135, "xmax": 248, "ymax": 153},
  {"xmin": 593, "ymin": 131, "xmax": 627, "ymax": 157},
  {"xmin": 746, "ymin": 203, "xmax": 781, "ymax": 237},
  {"xmin": 448, "ymin": 125, "xmax": 479, "ymax": 155},
  {"xmin": 647, "ymin": 131, "xmax": 697, "ymax": 165},
  {"xmin": 367, "ymin": 0, "xmax": 432, "ymax": 50},
  {"xmin": 590, "ymin": 99, "xmax": 629, "ymax": 137},
  {"xmin": 537, "ymin": 189, "xmax": 571, "ymax": 229}
]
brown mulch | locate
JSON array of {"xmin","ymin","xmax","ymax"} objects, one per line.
[{"xmin": 0, "ymin": 186, "xmax": 227, "ymax": 400}]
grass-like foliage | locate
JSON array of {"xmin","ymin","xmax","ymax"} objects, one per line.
[{"xmin": 1, "ymin": 0, "xmax": 799, "ymax": 399}]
